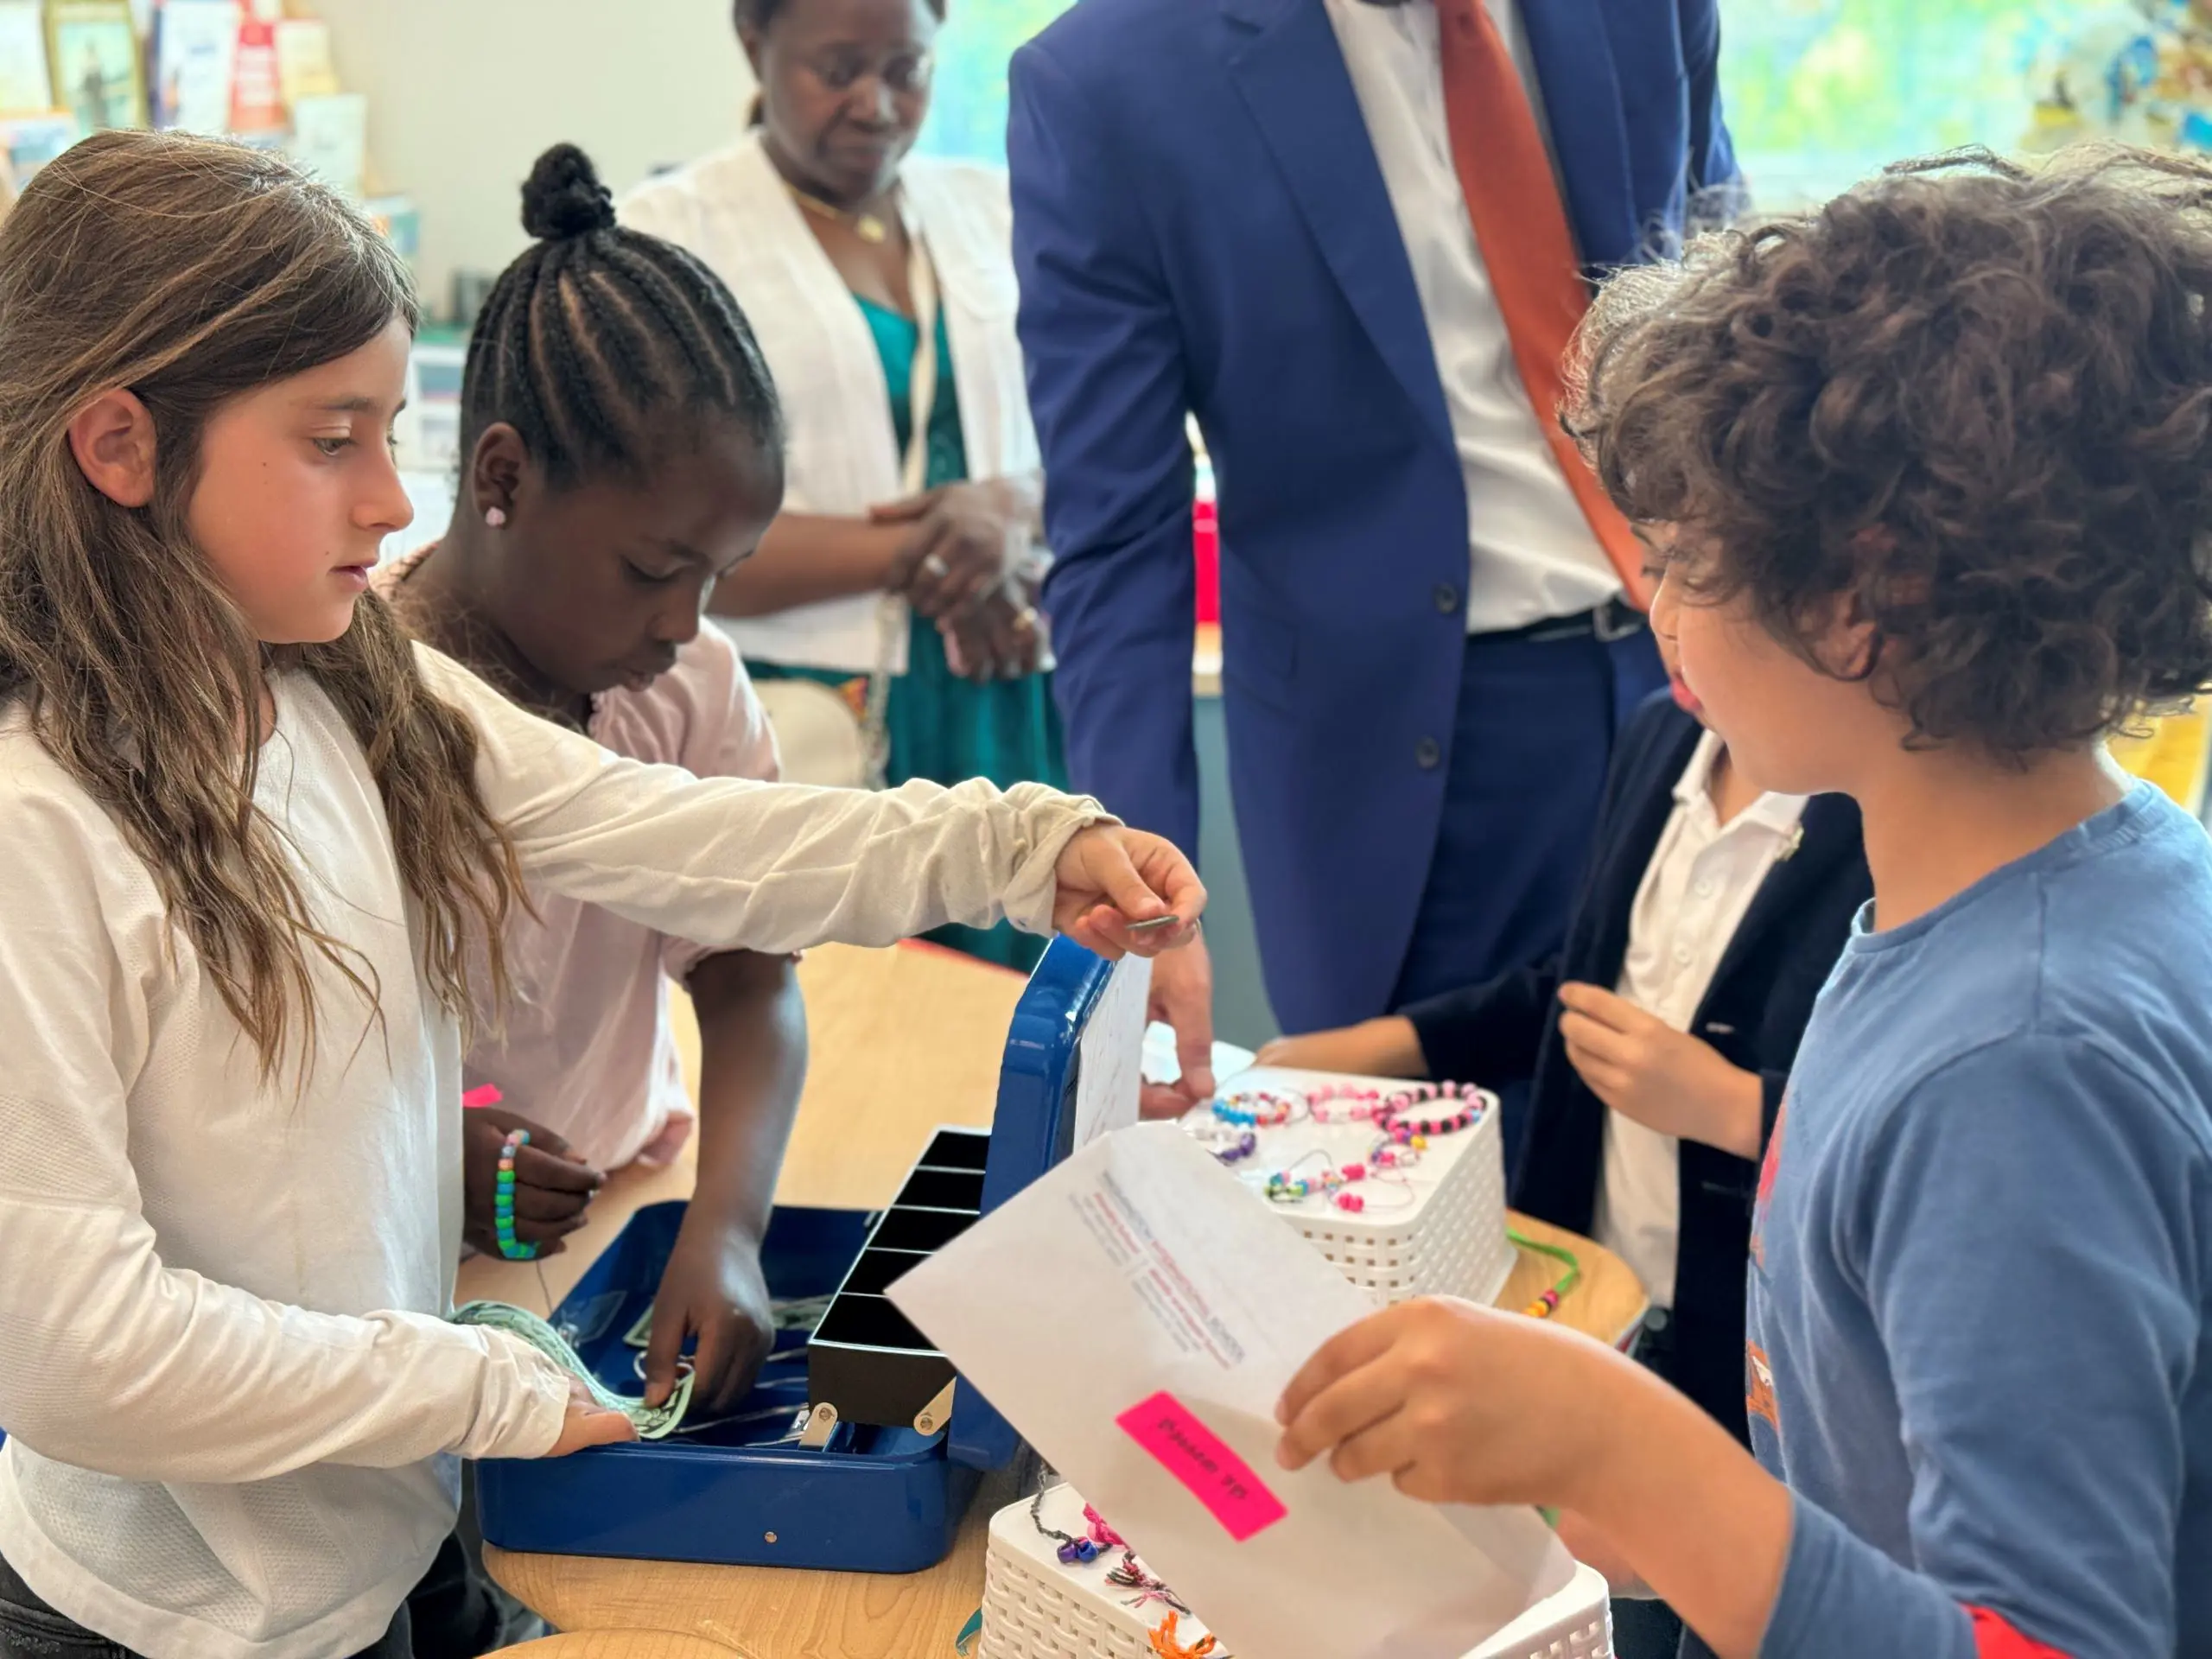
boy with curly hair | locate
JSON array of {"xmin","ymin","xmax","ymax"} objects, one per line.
[{"xmin": 1274, "ymin": 146, "xmax": 2212, "ymax": 1659}]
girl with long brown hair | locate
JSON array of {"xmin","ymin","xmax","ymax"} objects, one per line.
[{"xmin": 0, "ymin": 130, "xmax": 1202, "ymax": 1659}]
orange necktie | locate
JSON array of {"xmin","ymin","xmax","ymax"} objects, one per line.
[{"xmin": 1434, "ymin": 0, "xmax": 1650, "ymax": 607}]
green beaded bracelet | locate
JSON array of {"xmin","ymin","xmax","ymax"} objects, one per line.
[{"xmin": 494, "ymin": 1127, "xmax": 537, "ymax": 1262}]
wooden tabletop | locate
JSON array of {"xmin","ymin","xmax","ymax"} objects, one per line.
[{"xmin": 473, "ymin": 942, "xmax": 1647, "ymax": 1659}]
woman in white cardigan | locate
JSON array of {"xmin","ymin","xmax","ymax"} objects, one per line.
[{"xmin": 623, "ymin": 0, "xmax": 1063, "ymax": 970}]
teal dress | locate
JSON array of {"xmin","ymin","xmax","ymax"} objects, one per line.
[{"xmin": 750, "ymin": 298, "xmax": 1067, "ymax": 972}]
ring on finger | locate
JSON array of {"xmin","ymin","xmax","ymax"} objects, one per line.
[{"xmin": 922, "ymin": 554, "xmax": 950, "ymax": 579}]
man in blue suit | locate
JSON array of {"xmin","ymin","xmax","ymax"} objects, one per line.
[{"xmin": 1009, "ymin": 0, "xmax": 1738, "ymax": 1122}]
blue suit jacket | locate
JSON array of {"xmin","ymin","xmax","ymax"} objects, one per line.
[{"xmin": 1010, "ymin": 0, "xmax": 1736, "ymax": 1033}]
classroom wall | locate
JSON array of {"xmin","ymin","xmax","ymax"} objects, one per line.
[{"xmin": 315, "ymin": 0, "xmax": 754, "ymax": 319}]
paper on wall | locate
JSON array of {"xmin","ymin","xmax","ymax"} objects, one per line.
[{"xmin": 888, "ymin": 1122, "xmax": 1573, "ymax": 1659}]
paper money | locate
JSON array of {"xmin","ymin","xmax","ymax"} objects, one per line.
[{"xmin": 454, "ymin": 1300, "xmax": 693, "ymax": 1440}]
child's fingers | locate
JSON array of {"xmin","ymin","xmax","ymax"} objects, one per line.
[
  {"xmin": 1325, "ymin": 1406, "xmax": 1421, "ymax": 1485},
  {"xmin": 1557, "ymin": 982, "xmax": 1642, "ymax": 1032},
  {"xmin": 515, "ymin": 1145, "xmax": 603, "ymax": 1195},
  {"xmin": 511, "ymin": 1182, "xmax": 594, "ymax": 1225},
  {"xmin": 1561, "ymin": 1040, "xmax": 1628, "ymax": 1100},
  {"xmin": 1275, "ymin": 1306, "xmax": 1404, "ymax": 1428},
  {"xmin": 1277, "ymin": 1356, "xmax": 1410, "ymax": 1472},
  {"xmin": 641, "ymin": 1294, "xmax": 692, "ymax": 1409},
  {"xmin": 1557, "ymin": 1010, "xmax": 1632, "ymax": 1066}
]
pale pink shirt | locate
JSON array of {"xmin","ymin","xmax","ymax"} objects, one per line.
[{"xmin": 378, "ymin": 555, "xmax": 781, "ymax": 1172}]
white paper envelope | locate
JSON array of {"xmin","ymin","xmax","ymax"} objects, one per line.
[{"xmin": 887, "ymin": 1122, "xmax": 1573, "ymax": 1659}]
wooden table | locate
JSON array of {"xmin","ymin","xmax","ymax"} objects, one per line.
[{"xmin": 469, "ymin": 943, "xmax": 1648, "ymax": 1659}]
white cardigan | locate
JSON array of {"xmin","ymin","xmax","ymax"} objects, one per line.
[{"xmin": 621, "ymin": 132, "xmax": 1041, "ymax": 674}]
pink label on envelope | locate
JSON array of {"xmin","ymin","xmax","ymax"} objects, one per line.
[{"xmin": 1116, "ymin": 1390, "xmax": 1287, "ymax": 1541}]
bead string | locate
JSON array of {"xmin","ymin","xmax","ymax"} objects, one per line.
[
  {"xmin": 1507, "ymin": 1228, "xmax": 1582, "ymax": 1319},
  {"xmin": 1109, "ymin": 1551, "xmax": 1191, "ymax": 1615},
  {"xmin": 494, "ymin": 1128, "xmax": 538, "ymax": 1262},
  {"xmin": 1030, "ymin": 1485, "xmax": 1103, "ymax": 1565},
  {"xmin": 1084, "ymin": 1503, "xmax": 1123, "ymax": 1548}
]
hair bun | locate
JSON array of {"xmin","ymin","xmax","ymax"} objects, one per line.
[{"xmin": 520, "ymin": 143, "xmax": 615, "ymax": 241}]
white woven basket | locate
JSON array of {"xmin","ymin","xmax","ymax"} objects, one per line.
[
  {"xmin": 1185, "ymin": 1068, "xmax": 1515, "ymax": 1307},
  {"xmin": 980, "ymin": 1485, "xmax": 1611, "ymax": 1659}
]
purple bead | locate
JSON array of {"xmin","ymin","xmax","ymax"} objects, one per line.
[{"xmin": 1058, "ymin": 1541, "xmax": 1082, "ymax": 1564}]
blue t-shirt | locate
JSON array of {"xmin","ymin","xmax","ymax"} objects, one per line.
[{"xmin": 1746, "ymin": 785, "xmax": 2212, "ymax": 1657}]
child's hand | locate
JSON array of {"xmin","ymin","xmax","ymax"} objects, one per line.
[
  {"xmin": 641, "ymin": 1216, "xmax": 775, "ymax": 1414},
  {"xmin": 461, "ymin": 1107, "xmax": 604, "ymax": 1258},
  {"xmin": 1052, "ymin": 827, "xmax": 1206, "ymax": 959},
  {"xmin": 543, "ymin": 1375, "xmax": 639, "ymax": 1457},
  {"xmin": 1256, "ymin": 1017, "xmax": 1427, "ymax": 1079},
  {"xmin": 1556, "ymin": 984, "xmax": 1764, "ymax": 1160},
  {"xmin": 1274, "ymin": 1296, "xmax": 1637, "ymax": 1510}
]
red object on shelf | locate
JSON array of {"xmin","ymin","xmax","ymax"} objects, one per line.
[{"xmin": 1193, "ymin": 499, "xmax": 1221, "ymax": 626}]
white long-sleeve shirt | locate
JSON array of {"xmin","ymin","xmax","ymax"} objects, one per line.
[{"xmin": 0, "ymin": 645, "xmax": 1105, "ymax": 1659}]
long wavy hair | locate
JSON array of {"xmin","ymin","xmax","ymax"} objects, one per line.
[{"xmin": 0, "ymin": 130, "xmax": 523, "ymax": 1078}]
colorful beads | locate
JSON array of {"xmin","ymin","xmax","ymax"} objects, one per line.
[
  {"xmin": 1056, "ymin": 1537, "xmax": 1101, "ymax": 1565},
  {"xmin": 1264, "ymin": 1167, "xmax": 1340, "ymax": 1203},
  {"xmin": 1211, "ymin": 1089, "xmax": 1301, "ymax": 1127},
  {"xmin": 493, "ymin": 1128, "xmax": 537, "ymax": 1262},
  {"xmin": 1336, "ymin": 1192, "xmax": 1365, "ymax": 1213}
]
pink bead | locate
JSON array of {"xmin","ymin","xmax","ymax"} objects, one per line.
[
  {"xmin": 1340, "ymin": 1163, "xmax": 1365, "ymax": 1180},
  {"xmin": 1336, "ymin": 1192, "xmax": 1364, "ymax": 1213}
]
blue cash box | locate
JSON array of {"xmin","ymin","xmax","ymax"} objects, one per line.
[{"xmin": 474, "ymin": 937, "xmax": 1124, "ymax": 1573}]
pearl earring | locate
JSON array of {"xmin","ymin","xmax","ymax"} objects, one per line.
[{"xmin": 485, "ymin": 506, "xmax": 509, "ymax": 529}]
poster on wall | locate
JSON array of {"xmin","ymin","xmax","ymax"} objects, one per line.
[
  {"xmin": 47, "ymin": 0, "xmax": 147, "ymax": 132},
  {"xmin": 289, "ymin": 90, "xmax": 365, "ymax": 199},
  {"xmin": 229, "ymin": 13, "xmax": 280, "ymax": 132},
  {"xmin": 273, "ymin": 17, "xmax": 335, "ymax": 111},
  {"xmin": 152, "ymin": 0, "xmax": 236, "ymax": 131},
  {"xmin": 0, "ymin": 111, "xmax": 79, "ymax": 179},
  {"xmin": 0, "ymin": 1, "xmax": 53, "ymax": 113}
]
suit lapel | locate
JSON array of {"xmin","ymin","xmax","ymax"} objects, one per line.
[
  {"xmin": 1220, "ymin": 0, "xmax": 1455, "ymax": 456},
  {"xmin": 1706, "ymin": 793, "xmax": 1864, "ymax": 995},
  {"xmin": 1517, "ymin": 0, "xmax": 1639, "ymax": 270}
]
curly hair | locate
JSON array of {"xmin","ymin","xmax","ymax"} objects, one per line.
[{"xmin": 1573, "ymin": 144, "xmax": 2212, "ymax": 762}]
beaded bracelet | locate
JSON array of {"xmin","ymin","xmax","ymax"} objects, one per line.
[
  {"xmin": 1209, "ymin": 1088, "xmax": 1303, "ymax": 1128},
  {"xmin": 493, "ymin": 1128, "xmax": 538, "ymax": 1262}
]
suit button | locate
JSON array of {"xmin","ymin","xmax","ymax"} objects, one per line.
[
  {"xmin": 1433, "ymin": 583, "xmax": 1461, "ymax": 615},
  {"xmin": 1416, "ymin": 737, "xmax": 1443, "ymax": 770}
]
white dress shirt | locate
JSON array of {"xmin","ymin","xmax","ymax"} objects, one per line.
[
  {"xmin": 0, "ymin": 646, "xmax": 1103, "ymax": 1659},
  {"xmin": 1323, "ymin": 0, "xmax": 1621, "ymax": 633},
  {"xmin": 1595, "ymin": 731, "xmax": 1808, "ymax": 1306}
]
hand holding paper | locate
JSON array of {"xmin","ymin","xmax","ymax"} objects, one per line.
[
  {"xmin": 1274, "ymin": 1295, "xmax": 1651, "ymax": 1509},
  {"xmin": 887, "ymin": 1123, "xmax": 1574, "ymax": 1659}
]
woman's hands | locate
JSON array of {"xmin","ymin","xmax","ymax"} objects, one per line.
[{"xmin": 875, "ymin": 479, "xmax": 1041, "ymax": 620}]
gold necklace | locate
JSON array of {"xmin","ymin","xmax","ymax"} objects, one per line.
[{"xmin": 784, "ymin": 180, "xmax": 893, "ymax": 245}]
